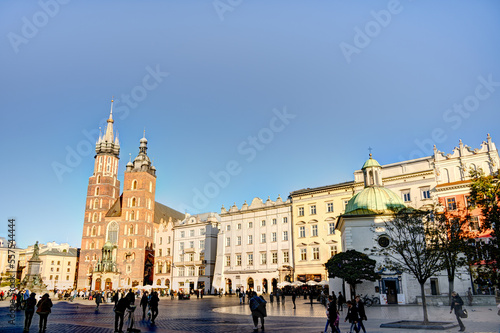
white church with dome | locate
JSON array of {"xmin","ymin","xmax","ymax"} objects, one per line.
[{"xmin": 334, "ymin": 154, "xmax": 471, "ymax": 305}]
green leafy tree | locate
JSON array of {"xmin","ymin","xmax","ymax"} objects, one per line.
[
  {"xmin": 432, "ymin": 209, "xmax": 470, "ymax": 305},
  {"xmin": 468, "ymin": 168, "xmax": 500, "ymax": 286},
  {"xmin": 325, "ymin": 249, "xmax": 379, "ymax": 298},
  {"xmin": 375, "ymin": 209, "xmax": 443, "ymax": 324}
]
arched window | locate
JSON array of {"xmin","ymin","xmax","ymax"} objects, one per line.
[
  {"xmin": 369, "ymin": 170, "xmax": 374, "ymax": 185},
  {"xmin": 95, "ymin": 187, "xmax": 100, "ymax": 196},
  {"xmin": 97, "ymin": 175, "xmax": 101, "ymax": 183},
  {"xmin": 129, "ymin": 224, "xmax": 134, "ymax": 235},
  {"xmin": 90, "ymin": 242, "xmax": 95, "ymax": 249},
  {"xmin": 128, "ymin": 239, "xmax": 133, "ymax": 249},
  {"xmin": 93, "ymin": 213, "xmax": 98, "ymax": 223},
  {"xmin": 91, "ymin": 226, "xmax": 97, "ymax": 236},
  {"xmin": 132, "ymin": 180, "xmax": 137, "ymax": 190},
  {"xmin": 131, "ymin": 198, "xmax": 136, "ymax": 207},
  {"xmin": 107, "ymin": 222, "xmax": 119, "ymax": 244},
  {"xmin": 130, "ymin": 211, "xmax": 135, "ymax": 221},
  {"xmin": 149, "ymin": 181, "xmax": 152, "ymax": 192},
  {"xmin": 94, "ymin": 199, "xmax": 99, "ymax": 209}
]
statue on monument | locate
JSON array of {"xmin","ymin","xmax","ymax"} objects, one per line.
[{"xmin": 31, "ymin": 241, "xmax": 40, "ymax": 261}]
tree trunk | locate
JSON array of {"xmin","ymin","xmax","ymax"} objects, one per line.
[
  {"xmin": 448, "ymin": 277, "xmax": 455, "ymax": 306},
  {"xmin": 420, "ymin": 282, "xmax": 429, "ymax": 324}
]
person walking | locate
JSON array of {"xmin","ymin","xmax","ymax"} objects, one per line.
[
  {"xmin": 95, "ymin": 291, "xmax": 103, "ymax": 311},
  {"xmin": 249, "ymin": 292, "xmax": 267, "ymax": 332},
  {"xmin": 450, "ymin": 291, "xmax": 466, "ymax": 332},
  {"xmin": 331, "ymin": 292, "xmax": 337, "ymax": 310},
  {"xmin": 23, "ymin": 292, "xmax": 37, "ymax": 332},
  {"xmin": 114, "ymin": 293, "xmax": 132, "ymax": 333},
  {"xmin": 327, "ymin": 295, "xmax": 340, "ymax": 333},
  {"xmin": 36, "ymin": 293, "xmax": 53, "ymax": 333},
  {"xmin": 291, "ymin": 291, "xmax": 296, "ymax": 309},
  {"xmin": 269, "ymin": 292, "xmax": 274, "ymax": 304},
  {"xmin": 126, "ymin": 289, "xmax": 135, "ymax": 305},
  {"xmin": 355, "ymin": 295, "xmax": 367, "ymax": 333},
  {"xmin": 140, "ymin": 292, "xmax": 149, "ymax": 320},
  {"xmin": 240, "ymin": 290, "xmax": 245, "ymax": 305},
  {"xmin": 466, "ymin": 287, "xmax": 473, "ymax": 307},
  {"xmin": 309, "ymin": 290, "xmax": 314, "ymax": 306},
  {"xmin": 337, "ymin": 292, "xmax": 345, "ymax": 311},
  {"xmin": 281, "ymin": 290, "xmax": 285, "ymax": 305},
  {"xmin": 149, "ymin": 291, "xmax": 159, "ymax": 325},
  {"xmin": 345, "ymin": 300, "xmax": 360, "ymax": 333}
]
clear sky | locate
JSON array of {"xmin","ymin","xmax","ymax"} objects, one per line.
[{"xmin": 1, "ymin": 0, "xmax": 499, "ymax": 248}]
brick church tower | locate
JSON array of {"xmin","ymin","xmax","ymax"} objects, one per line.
[
  {"xmin": 118, "ymin": 133, "xmax": 157, "ymax": 287},
  {"xmin": 77, "ymin": 100, "xmax": 121, "ymax": 289}
]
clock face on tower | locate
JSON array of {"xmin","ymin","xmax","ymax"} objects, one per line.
[{"xmin": 378, "ymin": 235, "xmax": 390, "ymax": 248}]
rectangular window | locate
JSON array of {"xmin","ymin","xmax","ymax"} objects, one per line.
[
  {"xmin": 283, "ymin": 251, "xmax": 289, "ymax": 263},
  {"xmin": 468, "ymin": 216, "xmax": 480, "ymax": 231},
  {"xmin": 200, "ymin": 228, "xmax": 206, "ymax": 235},
  {"xmin": 198, "ymin": 267, "xmax": 205, "ymax": 276},
  {"xmin": 189, "ymin": 267, "xmax": 195, "ymax": 276},
  {"xmin": 226, "ymin": 224, "xmax": 231, "ymax": 231},
  {"xmin": 167, "ymin": 236, "xmax": 171, "ymax": 244},
  {"xmin": 158, "ymin": 249, "xmax": 162, "ymax": 257},
  {"xmin": 248, "ymin": 253, "xmax": 253, "ymax": 265},
  {"xmin": 272, "ymin": 218, "xmax": 277, "ymax": 225},
  {"xmin": 159, "ymin": 237, "xmax": 163, "ymax": 245},
  {"xmin": 189, "ymin": 253, "xmax": 194, "ymax": 261},
  {"xmin": 180, "ymin": 242, "xmax": 184, "ymax": 251},
  {"xmin": 330, "ymin": 245, "xmax": 338, "ymax": 257},
  {"xmin": 237, "ymin": 223, "xmax": 242, "ymax": 230},
  {"xmin": 167, "ymin": 248, "xmax": 171, "ymax": 256},
  {"xmin": 465, "ymin": 195, "xmax": 473, "ymax": 209},
  {"xmin": 189, "ymin": 241, "xmax": 194, "ymax": 248},
  {"xmin": 180, "ymin": 231, "xmax": 185, "ymax": 238},
  {"xmin": 298, "ymin": 207, "xmax": 304, "ymax": 216},
  {"xmin": 447, "ymin": 197, "xmax": 457, "ymax": 211},
  {"xmin": 272, "ymin": 252, "xmax": 278, "ymax": 264},
  {"xmin": 248, "ymin": 222, "xmax": 253, "ymax": 228},
  {"xmin": 199, "ymin": 240, "xmax": 205, "ymax": 249},
  {"xmin": 179, "ymin": 268, "xmax": 185, "ymax": 277},
  {"xmin": 261, "ymin": 220, "xmax": 266, "ymax": 227},
  {"xmin": 300, "ymin": 248, "xmax": 307, "ymax": 261},
  {"xmin": 248, "ymin": 235, "xmax": 253, "ymax": 245},
  {"xmin": 310, "ymin": 205, "xmax": 316, "ymax": 215},
  {"xmin": 421, "ymin": 187, "xmax": 431, "ymax": 200},
  {"xmin": 311, "ymin": 225, "xmax": 318, "ymax": 237},
  {"xmin": 329, "ymin": 223, "xmax": 335, "ymax": 235},
  {"xmin": 261, "ymin": 253, "xmax": 267, "ymax": 265},
  {"xmin": 299, "ymin": 226, "xmax": 305, "ymax": 238},
  {"xmin": 283, "ymin": 217, "xmax": 288, "ymax": 223},
  {"xmin": 327, "ymin": 202, "xmax": 334, "ymax": 213},
  {"xmin": 402, "ymin": 190, "xmax": 411, "ymax": 202},
  {"xmin": 261, "ymin": 233, "xmax": 266, "ymax": 243},
  {"xmin": 343, "ymin": 200, "xmax": 349, "ymax": 212},
  {"xmin": 237, "ymin": 236, "xmax": 242, "ymax": 246},
  {"xmin": 236, "ymin": 254, "xmax": 242, "ymax": 266},
  {"xmin": 190, "ymin": 229, "xmax": 195, "ymax": 237},
  {"xmin": 313, "ymin": 247, "xmax": 320, "ymax": 260},
  {"xmin": 271, "ymin": 232, "xmax": 277, "ymax": 242},
  {"xmin": 226, "ymin": 237, "xmax": 231, "ymax": 247},
  {"xmin": 283, "ymin": 231, "xmax": 288, "ymax": 241},
  {"xmin": 225, "ymin": 255, "xmax": 231, "ymax": 267}
]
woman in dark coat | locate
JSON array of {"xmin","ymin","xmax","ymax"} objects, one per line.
[
  {"xmin": 450, "ymin": 291, "xmax": 466, "ymax": 332},
  {"xmin": 36, "ymin": 293, "xmax": 53, "ymax": 333},
  {"xmin": 23, "ymin": 292, "xmax": 37, "ymax": 332},
  {"xmin": 344, "ymin": 300, "xmax": 360, "ymax": 333}
]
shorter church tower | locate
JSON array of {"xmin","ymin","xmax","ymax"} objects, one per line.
[{"xmin": 118, "ymin": 134, "xmax": 157, "ymax": 287}]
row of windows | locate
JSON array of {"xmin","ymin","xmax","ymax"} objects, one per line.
[
  {"xmin": 225, "ymin": 232, "xmax": 288, "ymax": 246},
  {"xmin": 50, "ymin": 260, "xmax": 71, "ymax": 266},
  {"xmin": 179, "ymin": 228, "xmax": 206, "ymax": 238},
  {"xmin": 400, "ymin": 187, "xmax": 431, "ymax": 203},
  {"xmin": 158, "ymin": 236, "xmax": 171, "ymax": 245},
  {"xmin": 177, "ymin": 266, "xmax": 205, "ymax": 277},
  {"xmin": 47, "ymin": 275, "xmax": 71, "ymax": 281},
  {"xmin": 179, "ymin": 240, "xmax": 205, "ymax": 251},
  {"xmin": 156, "ymin": 248, "xmax": 171, "ymax": 257},
  {"xmin": 178, "ymin": 252, "xmax": 205, "ymax": 262},
  {"xmin": 225, "ymin": 217, "xmax": 288, "ymax": 231},
  {"xmin": 298, "ymin": 224, "xmax": 335, "ymax": 238},
  {"xmin": 297, "ymin": 203, "xmax": 334, "ymax": 217},
  {"xmin": 225, "ymin": 251, "xmax": 290, "ymax": 266},
  {"xmin": 49, "ymin": 267, "xmax": 71, "ymax": 273},
  {"xmin": 97, "ymin": 156, "xmax": 118, "ymax": 174}
]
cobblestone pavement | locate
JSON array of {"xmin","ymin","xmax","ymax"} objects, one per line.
[{"xmin": 0, "ymin": 296, "xmax": 498, "ymax": 332}]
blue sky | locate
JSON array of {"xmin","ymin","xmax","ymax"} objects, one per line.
[{"xmin": 1, "ymin": 0, "xmax": 499, "ymax": 248}]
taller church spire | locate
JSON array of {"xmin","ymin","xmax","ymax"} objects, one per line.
[{"xmin": 95, "ymin": 98, "xmax": 120, "ymax": 158}]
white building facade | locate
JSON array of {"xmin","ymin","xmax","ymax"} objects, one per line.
[
  {"xmin": 213, "ymin": 196, "xmax": 293, "ymax": 294},
  {"xmin": 171, "ymin": 213, "xmax": 219, "ymax": 294}
]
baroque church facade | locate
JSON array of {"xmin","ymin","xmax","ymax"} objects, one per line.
[{"xmin": 77, "ymin": 102, "xmax": 184, "ymax": 291}]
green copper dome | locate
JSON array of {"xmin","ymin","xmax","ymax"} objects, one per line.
[
  {"xmin": 344, "ymin": 186, "xmax": 406, "ymax": 216},
  {"xmin": 362, "ymin": 155, "xmax": 381, "ymax": 169}
]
